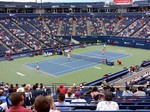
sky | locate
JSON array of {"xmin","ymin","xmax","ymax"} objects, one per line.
[{"xmin": 0, "ymin": 0, "xmax": 140, "ymax": 3}]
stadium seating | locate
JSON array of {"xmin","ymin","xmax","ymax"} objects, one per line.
[
  {"xmin": 0, "ymin": 15, "xmax": 149, "ymax": 56},
  {"xmin": 55, "ymin": 104, "xmax": 150, "ymax": 110},
  {"xmin": 0, "ymin": 24, "xmax": 29, "ymax": 53},
  {"xmin": 61, "ymin": 17, "xmax": 73, "ymax": 36}
]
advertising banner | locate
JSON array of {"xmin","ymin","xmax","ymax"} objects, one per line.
[{"xmin": 114, "ymin": 0, "xmax": 133, "ymax": 4}]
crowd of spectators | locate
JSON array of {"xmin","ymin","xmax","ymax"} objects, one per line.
[
  {"xmin": 116, "ymin": 17, "xmax": 135, "ymax": 35},
  {"xmin": 60, "ymin": 18, "xmax": 73, "ymax": 36},
  {"xmin": 26, "ymin": 18, "xmax": 60, "ymax": 48},
  {"xmin": 0, "ymin": 22, "xmax": 29, "ymax": 53},
  {"xmin": 127, "ymin": 7, "xmax": 150, "ymax": 12},
  {"xmin": 129, "ymin": 71, "xmax": 150, "ymax": 85},
  {"xmin": 0, "ymin": 17, "xmax": 74, "ymax": 54},
  {"xmin": 0, "ymin": 16, "xmax": 149, "ymax": 55},
  {"xmin": 118, "ymin": 17, "xmax": 148, "ymax": 37},
  {"xmin": 44, "ymin": 18, "xmax": 60, "ymax": 36},
  {"xmin": 90, "ymin": 17, "xmax": 104, "ymax": 36},
  {"xmin": 103, "ymin": 17, "xmax": 118, "ymax": 35},
  {"xmin": 75, "ymin": 17, "xmax": 88, "ymax": 36},
  {"xmin": 0, "ymin": 81, "xmax": 150, "ymax": 111},
  {"xmin": 132, "ymin": 21, "xmax": 150, "ymax": 38},
  {"xmin": 2, "ymin": 19, "xmax": 43, "ymax": 50}
]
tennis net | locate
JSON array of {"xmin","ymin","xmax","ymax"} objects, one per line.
[{"xmin": 70, "ymin": 53, "xmax": 105, "ymax": 63}]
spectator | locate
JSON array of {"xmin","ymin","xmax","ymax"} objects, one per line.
[
  {"xmin": 53, "ymin": 88, "xmax": 60, "ymax": 99},
  {"xmin": 146, "ymin": 85, "xmax": 150, "ymax": 96},
  {"xmin": 34, "ymin": 95, "xmax": 50, "ymax": 112},
  {"xmin": 96, "ymin": 92, "xmax": 119, "ymax": 110},
  {"xmin": 90, "ymin": 86, "xmax": 99, "ymax": 99},
  {"xmin": 134, "ymin": 86, "xmax": 146, "ymax": 96},
  {"xmin": 84, "ymin": 87, "xmax": 92, "ymax": 95},
  {"xmin": 6, "ymin": 92, "xmax": 31, "ymax": 112},
  {"xmin": 65, "ymin": 88, "xmax": 74, "ymax": 98},
  {"xmin": 0, "ymin": 89, "xmax": 11, "ymax": 111},
  {"xmin": 122, "ymin": 86, "xmax": 133, "ymax": 96},
  {"xmin": 46, "ymin": 95, "xmax": 60, "ymax": 112},
  {"xmin": 55, "ymin": 93, "xmax": 71, "ymax": 111},
  {"xmin": 0, "ymin": 89, "xmax": 7, "ymax": 103},
  {"xmin": 71, "ymin": 91, "xmax": 86, "ymax": 103},
  {"xmin": 59, "ymin": 84, "xmax": 66, "ymax": 94},
  {"xmin": 115, "ymin": 86, "xmax": 123, "ymax": 98}
]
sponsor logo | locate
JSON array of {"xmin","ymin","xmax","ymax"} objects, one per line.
[
  {"xmin": 124, "ymin": 42, "xmax": 130, "ymax": 45},
  {"xmin": 5, "ymin": 5, "xmax": 16, "ymax": 7},
  {"xmin": 136, "ymin": 43, "xmax": 144, "ymax": 46}
]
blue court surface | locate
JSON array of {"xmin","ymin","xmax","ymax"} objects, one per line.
[{"xmin": 25, "ymin": 50, "xmax": 130, "ymax": 76}]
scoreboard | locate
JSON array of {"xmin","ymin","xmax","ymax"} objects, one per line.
[{"xmin": 114, "ymin": 0, "xmax": 133, "ymax": 4}]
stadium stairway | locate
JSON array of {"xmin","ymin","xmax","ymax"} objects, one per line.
[
  {"xmin": 130, "ymin": 18, "xmax": 150, "ymax": 37},
  {"xmin": 116, "ymin": 18, "xmax": 138, "ymax": 36},
  {"xmin": 0, "ymin": 23, "xmax": 30, "ymax": 52},
  {"xmin": 72, "ymin": 20, "xmax": 76, "ymax": 36},
  {"xmin": 0, "ymin": 40, "xmax": 10, "ymax": 54},
  {"xmin": 13, "ymin": 19, "xmax": 47, "ymax": 49},
  {"xmin": 86, "ymin": 20, "xmax": 91, "ymax": 36},
  {"xmin": 146, "ymin": 34, "xmax": 150, "ymax": 38},
  {"xmin": 0, "ymin": 36, "xmax": 13, "ymax": 53},
  {"xmin": 23, "ymin": 19, "xmax": 51, "ymax": 48},
  {"xmin": 112, "ymin": 18, "xmax": 124, "ymax": 35},
  {"xmin": 42, "ymin": 18, "xmax": 69, "ymax": 45},
  {"xmin": 57, "ymin": 20, "xmax": 62, "ymax": 36},
  {"xmin": 42, "ymin": 20, "xmax": 51, "ymax": 34},
  {"xmin": 113, "ymin": 67, "xmax": 150, "ymax": 86},
  {"xmin": 25, "ymin": 19, "xmax": 41, "ymax": 33},
  {"xmin": 71, "ymin": 37, "xmax": 80, "ymax": 44},
  {"xmin": 100, "ymin": 19, "xmax": 106, "ymax": 36}
]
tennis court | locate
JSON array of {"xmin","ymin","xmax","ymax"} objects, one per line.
[{"xmin": 25, "ymin": 50, "xmax": 130, "ymax": 76}]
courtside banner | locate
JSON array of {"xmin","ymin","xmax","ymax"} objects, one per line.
[{"xmin": 114, "ymin": 0, "xmax": 133, "ymax": 4}]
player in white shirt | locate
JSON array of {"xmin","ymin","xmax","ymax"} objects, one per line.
[
  {"xmin": 36, "ymin": 63, "xmax": 39, "ymax": 71},
  {"xmin": 67, "ymin": 53, "xmax": 71, "ymax": 62},
  {"xmin": 104, "ymin": 43, "xmax": 106, "ymax": 50}
]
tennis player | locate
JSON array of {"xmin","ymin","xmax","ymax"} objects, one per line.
[
  {"xmin": 36, "ymin": 63, "xmax": 40, "ymax": 71},
  {"xmin": 104, "ymin": 43, "xmax": 106, "ymax": 50},
  {"xmin": 67, "ymin": 53, "xmax": 71, "ymax": 62},
  {"xmin": 102, "ymin": 49, "xmax": 105, "ymax": 56}
]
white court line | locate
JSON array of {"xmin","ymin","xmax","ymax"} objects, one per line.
[
  {"xmin": 24, "ymin": 56, "xmax": 64, "ymax": 65},
  {"xmin": 85, "ymin": 50, "xmax": 130, "ymax": 59},
  {"xmin": 99, "ymin": 53, "xmax": 130, "ymax": 61},
  {"xmin": 24, "ymin": 61, "xmax": 98, "ymax": 77},
  {"xmin": 118, "ymin": 50, "xmax": 126, "ymax": 52},
  {"xmin": 38, "ymin": 70, "xmax": 57, "ymax": 77},
  {"xmin": 47, "ymin": 59, "xmax": 85, "ymax": 69},
  {"xmin": 23, "ymin": 64, "xmax": 57, "ymax": 77},
  {"xmin": 23, "ymin": 64, "xmax": 35, "ymax": 70},
  {"xmin": 110, "ymin": 50, "xmax": 130, "ymax": 55},
  {"xmin": 16, "ymin": 72, "xmax": 25, "ymax": 76},
  {"xmin": 94, "ymin": 50, "xmax": 130, "ymax": 55},
  {"xmin": 55, "ymin": 63, "xmax": 101, "ymax": 77},
  {"xmin": 52, "ymin": 62, "xmax": 98, "ymax": 76},
  {"xmin": 24, "ymin": 54, "xmax": 130, "ymax": 77},
  {"xmin": 94, "ymin": 67, "xmax": 101, "ymax": 69},
  {"xmin": 109, "ymin": 54, "xmax": 131, "ymax": 62},
  {"xmin": 47, "ymin": 61, "xmax": 74, "ymax": 68},
  {"xmin": 23, "ymin": 50, "xmax": 131, "ymax": 77}
]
